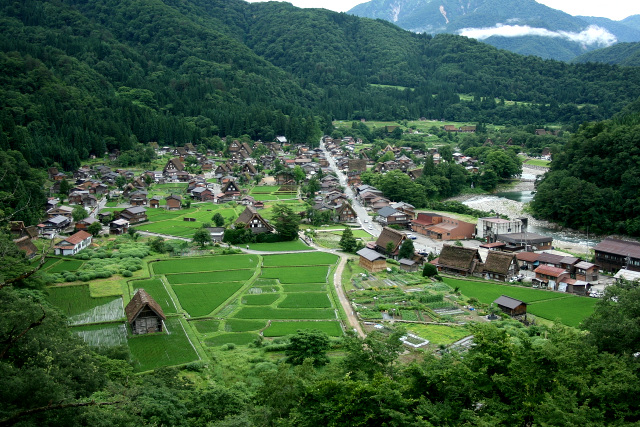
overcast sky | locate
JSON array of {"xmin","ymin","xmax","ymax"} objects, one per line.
[{"xmin": 244, "ymin": 0, "xmax": 640, "ymax": 21}]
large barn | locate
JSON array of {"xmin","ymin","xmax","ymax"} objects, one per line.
[{"xmin": 125, "ymin": 289, "xmax": 166, "ymax": 335}]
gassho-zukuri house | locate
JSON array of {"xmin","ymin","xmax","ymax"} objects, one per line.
[{"xmin": 125, "ymin": 289, "xmax": 166, "ymax": 335}]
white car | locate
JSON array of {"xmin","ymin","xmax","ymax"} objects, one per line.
[{"xmin": 364, "ymin": 219, "xmax": 368, "ymax": 223}]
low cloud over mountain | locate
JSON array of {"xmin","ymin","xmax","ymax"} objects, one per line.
[{"xmin": 459, "ymin": 24, "xmax": 617, "ymax": 47}]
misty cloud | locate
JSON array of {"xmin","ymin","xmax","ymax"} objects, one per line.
[{"xmin": 458, "ymin": 24, "xmax": 617, "ymax": 47}]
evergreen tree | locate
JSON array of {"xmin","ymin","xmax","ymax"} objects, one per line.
[
  {"xmin": 398, "ymin": 239, "xmax": 415, "ymax": 259},
  {"xmin": 339, "ymin": 227, "xmax": 357, "ymax": 253},
  {"xmin": 272, "ymin": 204, "xmax": 300, "ymax": 241}
]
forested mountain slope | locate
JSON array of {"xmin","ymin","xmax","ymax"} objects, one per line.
[
  {"xmin": 574, "ymin": 42, "xmax": 640, "ymax": 66},
  {"xmin": 531, "ymin": 101, "xmax": 640, "ymax": 236},
  {"xmin": 2, "ymin": 0, "xmax": 640, "ymax": 169}
]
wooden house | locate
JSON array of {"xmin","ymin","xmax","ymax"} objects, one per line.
[
  {"xmin": 234, "ymin": 206, "xmax": 273, "ymax": 234},
  {"xmin": 335, "ymin": 203, "xmax": 357, "ymax": 223},
  {"xmin": 574, "ymin": 261, "xmax": 598, "ymax": 282},
  {"xmin": 75, "ymin": 217, "xmax": 100, "ymax": 232},
  {"xmin": 221, "ymin": 180, "xmax": 241, "ymax": 197},
  {"xmin": 53, "ymin": 231, "xmax": 92, "ymax": 256},
  {"xmin": 593, "ymin": 237, "xmax": 640, "ymax": 272},
  {"xmin": 481, "ymin": 251, "xmax": 518, "ymax": 281},
  {"xmin": 149, "ymin": 197, "xmax": 160, "ymax": 208},
  {"xmin": 374, "ymin": 227, "xmax": 406, "ymax": 259},
  {"xmin": 110, "ymin": 219, "xmax": 129, "ymax": 235},
  {"xmin": 436, "ymin": 245, "xmax": 482, "ymax": 276},
  {"xmin": 493, "ymin": 295, "xmax": 527, "ymax": 317},
  {"xmin": 533, "ymin": 265, "xmax": 569, "ymax": 290},
  {"xmin": 399, "ymin": 258, "xmax": 418, "ymax": 272},
  {"xmin": 165, "ymin": 195, "xmax": 182, "ymax": 210},
  {"xmin": 40, "ymin": 215, "xmax": 71, "ymax": 233},
  {"xmin": 125, "ymin": 289, "xmax": 166, "ymax": 335},
  {"xmin": 357, "ymin": 248, "xmax": 387, "ymax": 272},
  {"xmin": 119, "ymin": 207, "xmax": 147, "ymax": 224},
  {"xmin": 163, "ymin": 158, "xmax": 185, "ymax": 177},
  {"xmin": 14, "ymin": 236, "xmax": 38, "ymax": 259},
  {"xmin": 191, "ymin": 187, "xmax": 214, "ymax": 201}
]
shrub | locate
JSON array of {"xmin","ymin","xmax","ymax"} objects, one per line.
[
  {"xmin": 422, "ymin": 263, "xmax": 438, "ymax": 277},
  {"xmin": 122, "ymin": 270, "xmax": 133, "ymax": 277},
  {"xmin": 183, "ymin": 361, "xmax": 207, "ymax": 372}
]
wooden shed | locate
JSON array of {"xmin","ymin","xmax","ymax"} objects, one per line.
[
  {"xmin": 125, "ymin": 289, "xmax": 166, "ymax": 335},
  {"xmin": 356, "ymin": 248, "xmax": 387, "ymax": 273},
  {"xmin": 493, "ymin": 295, "xmax": 527, "ymax": 317}
]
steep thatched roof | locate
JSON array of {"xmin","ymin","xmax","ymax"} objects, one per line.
[
  {"xmin": 125, "ymin": 289, "xmax": 166, "ymax": 323},
  {"xmin": 235, "ymin": 206, "xmax": 273, "ymax": 231},
  {"xmin": 375, "ymin": 227, "xmax": 406, "ymax": 253},
  {"xmin": 482, "ymin": 251, "xmax": 516, "ymax": 275},
  {"xmin": 437, "ymin": 245, "xmax": 481, "ymax": 273}
]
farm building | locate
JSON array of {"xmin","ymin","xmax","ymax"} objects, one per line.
[
  {"xmin": 494, "ymin": 295, "xmax": 527, "ymax": 317},
  {"xmin": 481, "ymin": 251, "xmax": 518, "ymax": 281},
  {"xmin": 357, "ymin": 248, "xmax": 387, "ymax": 272},
  {"xmin": 125, "ymin": 289, "xmax": 166, "ymax": 335},
  {"xmin": 436, "ymin": 245, "xmax": 482, "ymax": 276},
  {"xmin": 235, "ymin": 206, "xmax": 274, "ymax": 234},
  {"xmin": 53, "ymin": 230, "xmax": 92, "ymax": 256},
  {"xmin": 398, "ymin": 258, "xmax": 418, "ymax": 272},
  {"xmin": 165, "ymin": 194, "xmax": 182, "ymax": 210}
]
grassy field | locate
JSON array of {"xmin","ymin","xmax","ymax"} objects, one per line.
[
  {"xmin": 36, "ymin": 258, "xmax": 65, "ymax": 270},
  {"xmin": 250, "ymin": 186, "xmax": 281, "ymax": 194},
  {"xmin": 262, "ymin": 252, "xmax": 338, "ymax": 267},
  {"xmin": 246, "ymin": 240, "xmax": 311, "ymax": 252},
  {"xmin": 165, "ymin": 269, "xmax": 254, "ymax": 284},
  {"xmin": 134, "ymin": 204, "xmax": 242, "ymax": 238},
  {"xmin": 47, "ymin": 285, "xmax": 124, "ymax": 325},
  {"xmin": 241, "ymin": 294, "xmax": 280, "ymax": 305},
  {"xmin": 524, "ymin": 158, "xmax": 551, "ymax": 167},
  {"xmin": 128, "ymin": 318, "xmax": 200, "ymax": 371},
  {"xmin": 443, "ymin": 278, "xmax": 596, "ymax": 327},
  {"xmin": 89, "ymin": 280, "xmax": 123, "ymax": 297},
  {"xmin": 131, "ymin": 278, "xmax": 177, "ymax": 314},
  {"xmin": 72, "ymin": 323, "xmax": 128, "ymax": 347},
  {"xmin": 172, "ymin": 282, "xmax": 244, "ymax": 317},
  {"xmin": 261, "ymin": 266, "xmax": 330, "ymax": 284},
  {"xmin": 263, "ymin": 321, "xmax": 343, "ymax": 337},
  {"xmin": 205, "ymin": 333, "xmax": 258, "ymax": 346},
  {"xmin": 233, "ymin": 307, "xmax": 336, "ymax": 320},
  {"xmin": 224, "ymin": 319, "xmax": 268, "ymax": 332},
  {"xmin": 278, "ymin": 293, "xmax": 332, "ymax": 308},
  {"xmin": 152, "ymin": 255, "xmax": 259, "ymax": 274}
]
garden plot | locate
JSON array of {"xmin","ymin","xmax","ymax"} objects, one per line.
[
  {"xmin": 165, "ymin": 269, "xmax": 254, "ymax": 284},
  {"xmin": 172, "ymin": 282, "xmax": 245, "ymax": 317},
  {"xmin": 152, "ymin": 255, "xmax": 259, "ymax": 274},
  {"xmin": 131, "ymin": 279, "xmax": 177, "ymax": 314},
  {"xmin": 128, "ymin": 318, "xmax": 200, "ymax": 371},
  {"xmin": 47, "ymin": 285, "xmax": 124, "ymax": 325},
  {"xmin": 262, "ymin": 252, "xmax": 338, "ymax": 267},
  {"xmin": 263, "ymin": 321, "xmax": 343, "ymax": 337},
  {"xmin": 278, "ymin": 293, "xmax": 332, "ymax": 308},
  {"xmin": 72, "ymin": 323, "xmax": 128, "ymax": 347},
  {"xmin": 261, "ymin": 266, "xmax": 330, "ymax": 284}
]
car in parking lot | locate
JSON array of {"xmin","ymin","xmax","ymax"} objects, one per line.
[{"xmin": 368, "ymin": 224, "xmax": 373, "ymax": 230}]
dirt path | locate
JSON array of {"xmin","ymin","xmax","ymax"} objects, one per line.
[{"xmin": 332, "ymin": 254, "xmax": 365, "ymax": 338}]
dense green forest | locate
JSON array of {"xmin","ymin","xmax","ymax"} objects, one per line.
[
  {"xmin": 2, "ymin": 0, "xmax": 640, "ymax": 170},
  {"xmin": 574, "ymin": 42, "xmax": 640, "ymax": 66},
  {"xmin": 531, "ymin": 101, "xmax": 640, "ymax": 236}
]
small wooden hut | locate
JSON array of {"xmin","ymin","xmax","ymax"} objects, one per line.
[
  {"xmin": 125, "ymin": 289, "xmax": 166, "ymax": 335},
  {"xmin": 493, "ymin": 295, "xmax": 527, "ymax": 317}
]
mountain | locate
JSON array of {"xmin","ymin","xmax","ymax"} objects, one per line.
[
  {"xmin": 2, "ymin": 0, "xmax": 640, "ymax": 170},
  {"xmin": 348, "ymin": 0, "xmax": 640, "ymax": 61},
  {"xmin": 573, "ymin": 42, "xmax": 640, "ymax": 66}
]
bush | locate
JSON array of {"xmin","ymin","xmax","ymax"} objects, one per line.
[
  {"xmin": 122, "ymin": 270, "xmax": 133, "ymax": 277},
  {"xmin": 183, "ymin": 361, "xmax": 207, "ymax": 372},
  {"xmin": 422, "ymin": 263, "xmax": 438, "ymax": 277}
]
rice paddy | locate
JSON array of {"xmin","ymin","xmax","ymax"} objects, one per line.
[
  {"xmin": 233, "ymin": 307, "xmax": 336, "ymax": 320},
  {"xmin": 165, "ymin": 269, "xmax": 254, "ymax": 284},
  {"xmin": 172, "ymin": 282, "xmax": 245, "ymax": 317},
  {"xmin": 278, "ymin": 293, "xmax": 332, "ymax": 308},
  {"xmin": 46, "ymin": 285, "xmax": 124, "ymax": 325},
  {"xmin": 262, "ymin": 321, "xmax": 343, "ymax": 337},
  {"xmin": 205, "ymin": 333, "xmax": 258, "ymax": 346},
  {"xmin": 262, "ymin": 252, "xmax": 338, "ymax": 267},
  {"xmin": 152, "ymin": 255, "xmax": 259, "ymax": 274},
  {"xmin": 131, "ymin": 278, "xmax": 177, "ymax": 314},
  {"xmin": 261, "ymin": 266, "xmax": 330, "ymax": 284}
]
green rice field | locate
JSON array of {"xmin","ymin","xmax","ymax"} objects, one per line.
[
  {"xmin": 246, "ymin": 240, "xmax": 311, "ymax": 252},
  {"xmin": 261, "ymin": 266, "xmax": 330, "ymax": 284},
  {"xmin": 47, "ymin": 285, "xmax": 124, "ymax": 325},
  {"xmin": 172, "ymin": 282, "xmax": 244, "ymax": 317},
  {"xmin": 528, "ymin": 297, "xmax": 597, "ymax": 328},
  {"xmin": 281, "ymin": 283, "xmax": 326, "ymax": 292},
  {"xmin": 72, "ymin": 323, "xmax": 128, "ymax": 347},
  {"xmin": 224, "ymin": 319, "xmax": 268, "ymax": 332},
  {"xmin": 128, "ymin": 318, "xmax": 200, "ymax": 371},
  {"xmin": 262, "ymin": 252, "xmax": 338, "ymax": 267},
  {"xmin": 152, "ymin": 255, "xmax": 259, "ymax": 274},
  {"xmin": 263, "ymin": 321, "xmax": 343, "ymax": 337},
  {"xmin": 47, "ymin": 259, "xmax": 85, "ymax": 273},
  {"xmin": 233, "ymin": 307, "xmax": 336, "ymax": 320},
  {"xmin": 192, "ymin": 319, "xmax": 220, "ymax": 334},
  {"xmin": 131, "ymin": 278, "xmax": 177, "ymax": 314},
  {"xmin": 278, "ymin": 293, "xmax": 332, "ymax": 308},
  {"xmin": 406, "ymin": 324, "xmax": 471, "ymax": 346},
  {"xmin": 241, "ymin": 294, "xmax": 280, "ymax": 305},
  {"xmin": 205, "ymin": 333, "xmax": 258, "ymax": 346},
  {"xmin": 250, "ymin": 186, "xmax": 281, "ymax": 194},
  {"xmin": 165, "ymin": 269, "xmax": 254, "ymax": 284}
]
